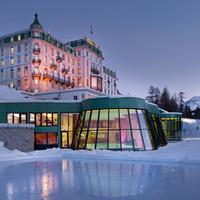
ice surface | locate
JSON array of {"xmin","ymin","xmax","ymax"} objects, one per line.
[{"xmin": 0, "ymin": 158, "xmax": 200, "ymax": 200}]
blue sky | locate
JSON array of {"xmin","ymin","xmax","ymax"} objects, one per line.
[{"xmin": 1, "ymin": 0, "xmax": 200, "ymax": 99}]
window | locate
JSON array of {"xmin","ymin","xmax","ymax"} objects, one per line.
[
  {"xmin": 18, "ymin": 35, "xmax": 21, "ymax": 41},
  {"xmin": 17, "ymin": 55, "xmax": 21, "ymax": 63},
  {"xmin": 11, "ymin": 37, "xmax": 14, "ymax": 42},
  {"xmin": 35, "ymin": 132, "xmax": 58, "ymax": 148},
  {"xmin": 78, "ymin": 50, "xmax": 81, "ymax": 56},
  {"xmin": 24, "ymin": 54, "xmax": 28, "ymax": 62},
  {"xmin": 10, "ymin": 69, "xmax": 14, "ymax": 79},
  {"xmin": 36, "ymin": 113, "xmax": 41, "ymax": 126},
  {"xmin": 24, "ymin": 66, "xmax": 28, "ymax": 77},
  {"xmin": 74, "ymin": 96, "xmax": 78, "ymax": 100},
  {"xmin": 10, "ymin": 47, "xmax": 14, "ymax": 55},
  {"xmin": 1, "ymin": 59, "xmax": 4, "ymax": 66},
  {"xmin": 30, "ymin": 113, "xmax": 35, "ymax": 124},
  {"xmin": 7, "ymin": 113, "xmax": 13, "ymax": 124},
  {"xmin": 10, "ymin": 57, "xmax": 14, "ymax": 65},
  {"xmin": 1, "ymin": 48, "xmax": 4, "ymax": 57},
  {"xmin": 17, "ymin": 45, "xmax": 21, "ymax": 52},
  {"xmin": 0, "ymin": 70, "xmax": 4, "ymax": 80},
  {"xmin": 21, "ymin": 114, "xmax": 26, "ymax": 124},
  {"xmin": 17, "ymin": 68, "xmax": 21, "ymax": 78}
]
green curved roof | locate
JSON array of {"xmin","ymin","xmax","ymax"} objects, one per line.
[
  {"xmin": 160, "ymin": 112, "xmax": 182, "ymax": 118},
  {"xmin": 146, "ymin": 102, "xmax": 160, "ymax": 114},
  {"xmin": 80, "ymin": 96, "xmax": 148, "ymax": 111}
]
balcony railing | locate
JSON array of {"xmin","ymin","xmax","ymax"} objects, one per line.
[
  {"xmin": 32, "ymin": 71, "xmax": 42, "ymax": 79},
  {"xmin": 32, "ymin": 58, "xmax": 41, "ymax": 65},
  {"xmin": 43, "ymin": 72, "xmax": 53, "ymax": 81},
  {"xmin": 50, "ymin": 63, "xmax": 57, "ymax": 71},
  {"xmin": 33, "ymin": 47, "xmax": 40, "ymax": 55},
  {"xmin": 56, "ymin": 56, "xmax": 63, "ymax": 63},
  {"xmin": 61, "ymin": 68, "xmax": 68, "ymax": 75},
  {"xmin": 91, "ymin": 67, "xmax": 100, "ymax": 75}
]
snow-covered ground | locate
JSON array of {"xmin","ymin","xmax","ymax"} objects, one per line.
[
  {"xmin": 1, "ymin": 138, "xmax": 200, "ymax": 164},
  {"xmin": 182, "ymin": 118, "xmax": 200, "ymax": 138}
]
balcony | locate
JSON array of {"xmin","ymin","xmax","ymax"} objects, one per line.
[
  {"xmin": 61, "ymin": 68, "xmax": 68, "ymax": 75},
  {"xmin": 91, "ymin": 67, "xmax": 100, "ymax": 75},
  {"xmin": 50, "ymin": 63, "xmax": 57, "ymax": 71},
  {"xmin": 33, "ymin": 47, "xmax": 40, "ymax": 55},
  {"xmin": 32, "ymin": 58, "xmax": 41, "ymax": 65},
  {"xmin": 32, "ymin": 71, "xmax": 42, "ymax": 79},
  {"xmin": 56, "ymin": 56, "xmax": 63, "ymax": 63},
  {"xmin": 43, "ymin": 72, "xmax": 53, "ymax": 81}
]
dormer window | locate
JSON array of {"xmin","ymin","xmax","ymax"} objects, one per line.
[
  {"xmin": 18, "ymin": 35, "xmax": 21, "ymax": 41},
  {"xmin": 34, "ymin": 31, "xmax": 39, "ymax": 37}
]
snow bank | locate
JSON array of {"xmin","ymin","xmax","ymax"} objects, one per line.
[
  {"xmin": 182, "ymin": 118, "xmax": 200, "ymax": 138},
  {"xmin": 1, "ymin": 139, "xmax": 200, "ymax": 164}
]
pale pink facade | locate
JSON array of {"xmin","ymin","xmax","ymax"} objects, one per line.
[{"xmin": 0, "ymin": 14, "xmax": 117, "ymax": 95}]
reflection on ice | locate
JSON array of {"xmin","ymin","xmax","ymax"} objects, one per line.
[{"xmin": 0, "ymin": 159, "xmax": 200, "ymax": 200}]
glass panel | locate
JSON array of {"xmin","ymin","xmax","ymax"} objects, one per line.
[
  {"xmin": 62, "ymin": 132, "xmax": 68, "ymax": 148},
  {"xmin": 121, "ymin": 129, "xmax": 133, "ymax": 149},
  {"xmin": 69, "ymin": 114, "xmax": 73, "ymax": 130},
  {"xmin": 30, "ymin": 113, "xmax": 35, "ymax": 124},
  {"xmin": 47, "ymin": 133, "xmax": 58, "ymax": 145},
  {"xmin": 14, "ymin": 113, "xmax": 19, "ymax": 124},
  {"xmin": 68, "ymin": 131, "xmax": 73, "ymax": 147},
  {"xmin": 7, "ymin": 113, "xmax": 13, "ymax": 124},
  {"xmin": 132, "ymin": 129, "xmax": 144, "ymax": 150},
  {"xmin": 86, "ymin": 130, "xmax": 96, "ymax": 149},
  {"xmin": 109, "ymin": 109, "xmax": 119, "ymax": 129},
  {"xmin": 97, "ymin": 130, "xmax": 108, "ymax": 149},
  {"xmin": 137, "ymin": 110, "xmax": 147, "ymax": 129},
  {"xmin": 36, "ymin": 133, "xmax": 47, "ymax": 145},
  {"xmin": 53, "ymin": 113, "xmax": 58, "ymax": 126},
  {"xmin": 79, "ymin": 131, "xmax": 87, "ymax": 148},
  {"xmin": 83, "ymin": 111, "xmax": 90, "ymax": 130},
  {"xmin": 119, "ymin": 109, "xmax": 131, "ymax": 129},
  {"xmin": 109, "ymin": 130, "xmax": 120, "ymax": 149},
  {"xmin": 42, "ymin": 113, "xmax": 47, "ymax": 126},
  {"xmin": 98, "ymin": 109, "xmax": 108, "ymax": 129},
  {"xmin": 21, "ymin": 114, "xmax": 26, "ymax": 124},
  {"xmin": 86, "ymin": 110, "xmax": 99, "ymax": 149},
  {"xmin": 61, "ymin": 113, "xmax": 68, "ymax": 131},
  {"xmin": 89, "ymin": 110, "xmax": 99, "ymax": 130},
  {"xmin": 36, "ymin": 113, "xmax": 41, "ymax": 126},
  {"xmin": 142, "ymin": 130, "xmax": 152, "ymax": 150},
  {"xmin": 129, "ymin": 109, "xmax": 140, "ymax": 129},
  {"xmin": 47, "ymin": 113, "xmax": 52, "ymax": 126}
]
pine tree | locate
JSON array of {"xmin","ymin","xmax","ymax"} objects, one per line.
[
  {"xmin": 159, "ymin": 87, "xmax": 171, "ymax": 111},
  {"xmin": 183, "ymin": 105, "xmax": 191, "ymax": 118},
  {"xmin": 178, "ymin": 92, "xmax": 185, "ymax": 112},
  {"xmin": 146, "ymin": 86, "xmax": 154, "ymax": 103},
  {"xmin": 153, "ymin": 87, "xmax": 161, "ymax": 105},
  {"xmin": 169, "ymin": 94, "xmax": 178, "ymax": 112}
]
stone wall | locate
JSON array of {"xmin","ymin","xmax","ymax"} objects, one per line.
[{"xmin": 0, "ymin": 124, "xmax": 35, "ymax": 152}]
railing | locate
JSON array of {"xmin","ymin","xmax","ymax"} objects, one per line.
[
  {"xmin": 50, "ymin": 63, "xmax": 57, "ymax": 71},
  {"xmin": 91, "ymin": 67, "xmax": 100, "ymax": 75},
  {"xmin": 32, "ymin": 58, "xmax": 41, "ymax": 65},
  {"xmin": 33, "ymin": 47, "xmax": 40, "ymax": 55}
]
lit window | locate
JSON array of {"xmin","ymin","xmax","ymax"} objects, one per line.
[
  {"xmin": 36, "ymin": 113, "xmax": 41, "ymax": 126},
  {"xmin": 42, "ymin": 113, "xmax": 47, "ymax": 126},
  {"xmin": 14, "ymin": 113, "xmax": 19, "ymax": 124},
  {"xmin": 11, "ymin": 37, "xmax": 14, "ymax": 42},
  {"xmin": 18, "ymin": 35, "xmax": 21, "ymax": 41},
  {"xmin": 7, "ymin": 113, "xmax": 13, "ymax": 124},
  {"xmin": 10, "ymin": 47, "xmax": 14, "ymax": 55},
  {"xmin": 10, "ymin": 57, "xmax": 14, "ymax": 65},
  {"xmin": 21, "ymin": 114, "xmax": 26, "ymax": 124},
  {"xmin": 1, "ymin": 59, "xmax": 4, "ymax": 66},
  {"xmin": 30, "ymin": 113, "xmax": 35, "ymax": 124},
  {"xmin": 53, "ymin": 113, "xmax": 58, "ymax": 126}
]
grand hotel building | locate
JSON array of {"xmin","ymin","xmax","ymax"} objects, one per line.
[{"xmin": 0, "ymin": 14, "xmax": 117, "ymax": 99}]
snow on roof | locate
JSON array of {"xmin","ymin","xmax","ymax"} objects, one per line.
[{"xmin": 0, "ymin": 86, "xmax": 31, "ymax": 101}]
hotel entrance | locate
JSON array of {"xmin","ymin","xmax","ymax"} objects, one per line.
[{"xmin": 61, "ymin": 113, "xmax": 79, "ymax": 148}]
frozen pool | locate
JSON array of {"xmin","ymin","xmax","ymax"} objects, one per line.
[{"xmin": 0, "ymin": 159, "xmax": 200, "ymax": 200}]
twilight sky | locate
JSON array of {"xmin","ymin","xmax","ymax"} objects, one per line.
[{"xmin": 0, "ymin": 0, "xmax": 200, "ymax": 100}]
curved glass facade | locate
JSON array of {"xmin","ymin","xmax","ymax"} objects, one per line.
[
  {"xmin": 161, "ymin": 117, "xmax": 182, "ymax": 141},
  {"xmin": 72, "ymin": 108, "xmax": 166, "ymax": 151}
]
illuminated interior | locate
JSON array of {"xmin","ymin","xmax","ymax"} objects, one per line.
[{"xmin": 72, "ymin": 108, "xmax": 166, "ymax": 151}]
